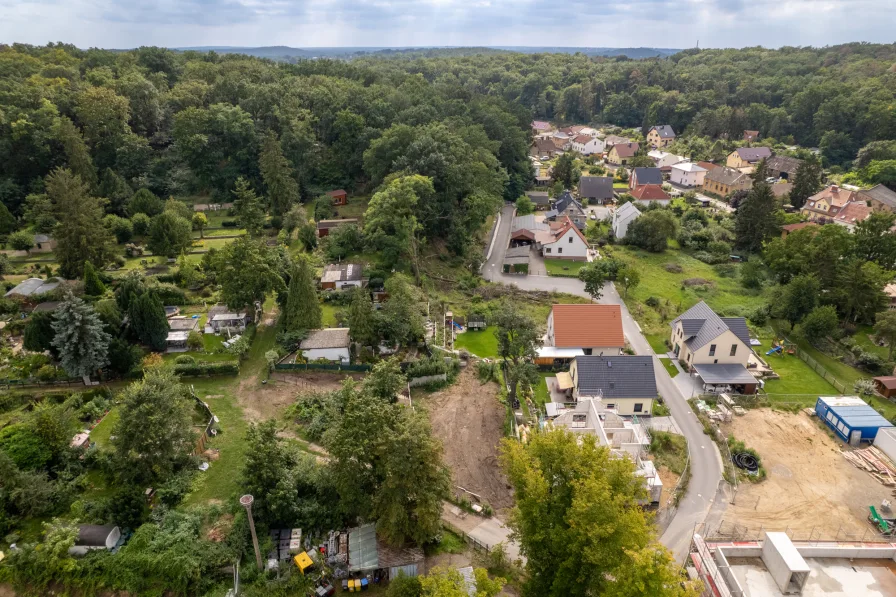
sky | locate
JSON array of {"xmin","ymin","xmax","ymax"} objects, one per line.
[{"xmin": 0, "ymin": 0, "xmax": 894, "ymax": 50}]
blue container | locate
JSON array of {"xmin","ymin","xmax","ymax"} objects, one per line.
[{"xmin": 815, "ymin": 397, "xmax": 894, "ymax": 445}]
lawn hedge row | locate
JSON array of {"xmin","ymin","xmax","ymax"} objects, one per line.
[{"xmin": 173, "ymin": 361, "xmax": 239, "ymax": 376}]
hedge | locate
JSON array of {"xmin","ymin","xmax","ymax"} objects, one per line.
[{"xmin": 173, "ymin": 361, "xmax": 239, "ymax": 376}]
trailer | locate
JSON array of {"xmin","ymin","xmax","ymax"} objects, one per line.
[{"xmin": 815, "ymin": 396, "xmax": 895, "ymax": 446}]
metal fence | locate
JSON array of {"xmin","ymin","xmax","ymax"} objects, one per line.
[
  {"xmin": 275, "ymin": 362, "xmax": 372, "ymax": 373},
  {"xmin": 790, "ymin": 344, "xmax": 851, "ymax": 394}
]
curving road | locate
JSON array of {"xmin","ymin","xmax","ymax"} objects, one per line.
[{"xmin": 482, "ymin": 203, "xmax": 723, "ymax": 562}]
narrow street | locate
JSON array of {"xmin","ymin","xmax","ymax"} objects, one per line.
[{"xmin": 482, "ymin": 203, "xmax": 723, "ymax": 563}]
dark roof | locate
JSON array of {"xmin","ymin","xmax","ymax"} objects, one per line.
[
  {"xmin": 633, "ymin": 168, "xmax": 663, "ymax": 186},
  {"xmin": 765, "ymin": 155, "xmax": 803, "ymax": 176},
  {"xmin": 859, "ymin": 184, "xmax": 896, "ymax": 209},
  {"xmin": 670, "ymin": 301, "xmax": 751, "ymax": 351},
  {"xmin": 578, "ymin": 176, "xmax": 614, "ymax": 200},
  {"xmin": 322, "ymin": 263, "xmax": 363, "ymax": 282},
  {"xmin": 544, "ymin": 209, "xmax": 559, "ymax": 219},
  {"xmin": 301, "ymin": 328, "xmax": 350, "ymax": 350},
  {"xmin": 31, "ymin": 301, "xmax": 61, "ymax": 313},
  {"xmin": 554, "ymin": 191, "xmax": 584, "ymax": 215},
  {"xmin": 503, "ymin": 245, "xmax": 531, "ymax": 265},
  {"xmin": 693, "ymin": 363, "xmax": 756, "ymax": 385},
  {"xmin": 735, "ymin": 147, "xmax": 772, "ymax": 162},
  {"xmin": 649, "ymin": 125, "xmax": 676, "ymax": 139},
  {"xmin": 4, "ymin": 277, "xmax": 62, "ymax": 298},
  {"xmin": 525, "ymin": 191, "xmax": 551, "ymax": 205},
  {"xmin": 75, "ymin": 525, "xmax": 117, "ymax": 547},
  {"xmin": 533, "ymin": 138, "xmax": 557, "ymax": 154},
  {"xmin": 573, "ymin": 355, "xmax": 657, "ymax": 399}
]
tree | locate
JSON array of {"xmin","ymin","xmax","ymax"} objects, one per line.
[
  {"xmin": 378, "ymin": 274, "xmax": 425, "ymax": 346},
  {"xmin": 617, "ymin": 265, "xmax": 641, "ymax": 299},
  {"xmin": 191, "ymin": 212, "xmax": 207, "ymax": 238},
  {"xmin": 854, "ymin": 212, "xmax": 896, "ymax": 270},
  {"xmin": 501, "ymin": 430, "xmax": 700, "ymax": 597},
  {"xmin": 107, "ymin": 337, "xmax": 143, "ymax": 376},
  {"xmin": 0, "ymin": 202, "xmax": 16, "ymax": 234},
  {"xmin": 24, "ymin": 310, "xmax": 57, "ymax": 356},
  {"xmin": 773, "ymin": 275, "xmax": 819, "ymax": 329},
  {"xmin": 104, "ymin": 214, "xmax": 134, "ymax": 243},
  {"xmin": 348, "ymin": 288, "xmax": 377, "ymax": 347},
  {"xmin": 260, "ymin": 131, "xmax": 300, "ymax": 216},
  {"xmin": 833, "ymin": 260, "xmax": 891, "ymax": 324},
  {"xmin": 129, "ymin": 292, "xmax": 170, "ymax": 351},
  {"xmin": 552, "ymin": 153, "xmax": 580, "ymax": 188},
  {"xmin": 127, "ymin": 188, "xmax": 164, "ymax": 216},
  {"xmin": 164, "ymin": 197, "xmax": 193, "ymax": 221},
  {"xmin": 131, "ymin": 212, "xmax": 151, "ymax": 236},
  {"xmin": 363, "ymin": 358, "xmax": 405, "ymax": 402},
  {"xmin": 51, "ymin": 292, "xmax": 111, "ymax": 379},
  {"xmin": 493, "ymin": 300, "xmax": 541, "ymax": 402},
  {"xmin": 186, "ymin": 331, "xmax": 204, "ymax": 351},
  {"xmin": 214, "ymin": 236, "xmax": 284, "ymax": 311},
  {"xmin": 800, "ymin": 305, "xmax": 839, "ymax": 343},
  {"xmin": 113, "ymin": 366, "xmax": 194, "ymax": 484},
  {"xmin": 8, "ymin": 229, "xmax": 34, "ymax": 253},
  {"xmin": 364, "ymin": 175, "xmax": 434, "ymax": 280},
  {"xmin": 734, "ymin": 163, "xmax": 779, "ymax": 253},
  {"xmin": 83, "ymin": 261, "xmax": 106, "ymax": 296},
  {"xmin": 55, "ymin": 117, "xmax": 97, "ymax": 190},
  {"xmin": 788, "ymin": 157, "xmax": 822, "ymax": 209},
  {"xmin": 232, "ymin": 176, "xmax": 265, "ymax": 236},
  {"xmin": 578, "ymin": 263, "xmax": 607, "ymax": 301},
  {"xmin": 281, "ymin": 254, "xmax": 321, "ymax": 331},
  {"xmin": 515, "ymin": 195, "xmax": 534, "ymax": 215},
  {"xmin": 48, "ymin": 168, "xmax": 114, "ymax": 278},
  {"xmin": 147, "ymin": 211, "xmax": 193, "ymax": 258},
  {"xmin": 875, "ymin": 311, "xmax": 896, "ymax": 360},
  {"xmin": 626, "ymin": 210, "xmax": 677, "ymax": 252},
  {"xmin": 740, "ymin": 258, "xmax": 765, "ymax": 289},
  {"xmin": 283, "ymin": 204, "xmax": 308, "ymax": 234}
]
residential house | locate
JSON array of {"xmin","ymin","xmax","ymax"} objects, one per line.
[
  {"xmin": 607, "ymin": 142, "xmax": 639, "ymax": 166},
  {"xmin": 4, "ymin": 277, "xmax": 62, "ymax": 299},
  {"xmin": 648, "ymin": 150, "xmax": 687, "ymax": 169},
  {"xmin": 301, "ymin": 328, "xmax": 351, "ymax": 363},
  {"xmin": 166, "ymin": 317, "xmax": 199, "ymax": 352},
  {"xmin": 317, "ymin": 218, "xmax": 359, "ymax": 238},
  {"xmin": 578, "ymin": 176, "xmax": 614, "ymax": 204},
  {"xmin": 780, "ymin": 222, "xmax": 818, "ymax": 239},
  {"xmin": 603, "ymin": 134, "xmax": 632, "ymax": 148},
  {"xmin": 321, "ymin": 263, "xmax": 364, "ymax": 290},
  {"xmin": 630, "ymin": 184, "xmax": 671, "ymax": 207},
  {"xmin": 726, "ymin": 147, "xmax": 772, "ymax": 169},
  {"xmin": 525, "ymin": 191, "xmax": 551, "ymax": 209},
  {"xmin": 207, "ymin": 305, "xmax": 252, "ymax": 333},
  {"xmin": 531, "ymin": 137, "xmax": 559, "ymax": 158},
  {"xmin": 697, "ymin": 161, "xmax": 720, "ymax": 172},
  {"xmin": 630, "ymin": 167, "xmax": 663, "ymax": 188},
  {"xmin": 612, "ymin": 201, "xmax": 641, "ymax": 239},
  {"xmin": 327, "ymin": 189, "xmax": 348, "ymax": 206},
  {"xmin": 544, "ymin": 304, "xmax": 625, "ymax": 357},
  {"xmin": 800, "ymin": 185, "xmax": 856, "ymax": 223},
  {"xmin": 884, "ymin": 284, "xmax": 896, "ymax": 310},
  {"xmin": 764, "ymin": 155, "xmax": 803, "ymax": 180},
  {"xmin": 550, "ymin": 398, "xmax": 662, "ymax": 503},
  {"xmin": 743, "ymin": 130, "xmax": 760, "ymax": 142},
  {"xmin": 701, "ymin": 166, "xmax": 752, "ymax": 197},
  {"xmin": 69, "ymin": 525, "xmax": 121, "ymax": 556},
  {"xmin": 551, "ymin": 136, "xmax": 570, "ymax": 152},
  {"xmin": 569, "ymin": 355, "xmax": 657, "ymax": 415},
  {"xmin": 670, "ymin": 301, "xmax": 759, "ymax": 394},
  {"xmin": 570, "ymin": 135, "xmax": 606, "ymax": 156},
  {"xmin": 552, "ymin": 191, "xmax": 587, "ymax": 226},
  {"xmin": 32, "ymin": 234, "xmax": 57, "ymax": 253},
  {"xmin": 531, "ymin": 120, "xmax": 553, "ymax": 134},
  {"xmin": 831, "ymin": 200, "xmax": 872, "ymax": 231},
  {"xmin": 646, "ymin": 125, "xmax": 676, "ymax": 148},
  {"xmin": 578, "ymin": 126, "xmax": 600, "ymax": 137},
  {"xmin": 858, "ymin": 184, "xmax": 896, "ymax": 214},
  {"xmin": 537, "ymin": 216, "xmax": 590, "ymax": 260},
  {"xmin": 670, "ymin": 162, "xmax": 708, "ymax": 188}
]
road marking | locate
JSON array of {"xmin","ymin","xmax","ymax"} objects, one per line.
[{"xmin": 701, "ymin": 445, "xmax": 705, "ymax": 449}]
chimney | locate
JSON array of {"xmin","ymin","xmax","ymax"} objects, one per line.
[{"xmin": 831, "ymin": 185, "xmax": 839, "ymax": 193}]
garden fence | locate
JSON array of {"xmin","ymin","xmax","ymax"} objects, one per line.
[
  {"xmin": 789, "ymin": 345, "xmax": 850, "ymax": 394},
  {"xmin": 274, "ymin": 362, "xmax": 372, "ymax": 373}
]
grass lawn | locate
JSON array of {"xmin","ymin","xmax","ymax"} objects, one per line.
[
  {"xmin": 454, "ymin": 328, "xmax": 499, "ymax": 358},
  {"xmin": 320, "ymin": 303, "xmax": 341, "ymax": 327},
  {"xmin": 659, "ymin": 357, "xmax": 679, "ymax": 378},
  {"xmin": 533, "ymin": 371, "xmax": 553, "ymax": 408},
  {"xmin": 852, "ymin": 325, "xmax": 889, "ymax": 360},
  {"xmin": 649, "ymin": 431, "xmax": 688, "ymax": 475},
  {"xmin": 544, "ymin": 259, "xmax": 588, "ymax": 277},
  {"xmin": 334, "ymin": 195, "xmax": 369, "ymax": 219},
  {"xmin": 194, "ymin": 228, "xmax": 246, "ymax": 238},
  {"xmin": 90, "ymin": 407, "xmax": 120, "ymax": 449},
  {"xmin": 646, "ymin": 333, "xmax": 669, "ymax": 355}
]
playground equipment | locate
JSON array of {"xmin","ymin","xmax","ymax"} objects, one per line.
[
  {"xmin": 766, "ymin": 346, "xmax": 783, "ymax": 356},
  {"xmin": 766, "ymin": 339, "xmax": 796, "ymax": 357}
]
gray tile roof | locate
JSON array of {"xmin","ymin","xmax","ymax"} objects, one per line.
[
  {"xmin": 735, "ymin": 147, "xmax": 772, "ymax": 162},
  {"xmin": 859, "ymin": 184, "xmax": 896, "ymax": 209},
  {"xmin": 322, "ymin": 263, "xmax": 363, "ymax": 283},
  {"xmin": 764, "ymin": 155, "xmax": 803, "ymax": 176},
  {"xmin": 705, "ymin": 166, "xmax": 748, "ymax": 186},
  {"xmin": 693, "ymin": 363, "xmax": 756, "ymax": 385},
  {"xmin": 301, "ymin": 328, "xmax": 350, "ymax": 350},
  {"xmin": 633, "ymin": 168, "xmax": 663, "ymax": 186},
  {"xmin": 4, "ymin": 277, "xmax": 62, "ymax": 298},
  {"xmin": 574, "ymin": 355, "xmax": 657, "ymax": 399},
  {"xmin": 670, "ymin": 301, "xmax": 750, "ymax": 351},
  {"xmin": 578, "ymin": 176, "xmax": 614, "ymax": 200},
  {"xmin": 650, "ymin": 125, "xmax": 676, "ymax": 139},
  {"xmin": 554, "ymin": 191, "xmax": 584, "ymax": 215},
  {"xmin": 525, "ymin": 191, "xmax": 551, "ymax": 205},
  {"xmin": 511, "ymin": 214, "xmax": 549, "ymax": 232}
]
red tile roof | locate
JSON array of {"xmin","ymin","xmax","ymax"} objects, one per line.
[
  {"xmin": 612, "ymin": 142, "xmax": 639, "ymax": 158},
  {"xmin": 630, "ymin": 184, "xmax": 669, "ymax": 200},
  {"xmin": 327, "ymin": 189, "xmax": 347, "ymax": 197},
  {"xmin": 551, "ymin": 304, "xmax": 624, "ymax": 348},
  {"xmin": 573, "ymin": 134, "xmax": 593, "ymax": 143},
  {"xmin": 697, "ymin": 161, "xmax": 719, "ymax": 171},
  {"xmin": 834, "ymin": 200, "xmax": 872, "ymax": 225}
]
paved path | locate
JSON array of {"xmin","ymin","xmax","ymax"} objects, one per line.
[
  {"xmin": 482, "ymin": 203, "xmax": 723, "ymax": 563},
  {"xmin": 441, "ymin": 503, "xmax": 522, "ymax": 562}
]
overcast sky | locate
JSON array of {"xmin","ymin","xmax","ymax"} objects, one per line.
[{"xmin": 1, "ymin": 0, "xmax": 893, "ymax": 50}]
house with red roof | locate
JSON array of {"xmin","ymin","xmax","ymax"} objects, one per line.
[
  {"xmin": 545, "ymin": 304, "xmax": 625, "ymax": 356},
  {"xmin": 570, "ymin": 134, "xmax": 605, "ymax": 156},
  {"xmin": 630, "ymin": 184, "xmax": 671, "ymax": 207},
  {"xmin": 536, "ymin": 215, "xmax": 590, "ymax": 261}
]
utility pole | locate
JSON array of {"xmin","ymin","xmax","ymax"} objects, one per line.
[{"xmin": 240, "ymin": 494, "xmax": 263, "ymax": 570}]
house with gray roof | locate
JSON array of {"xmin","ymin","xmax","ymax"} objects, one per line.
[
  {"xmin": 568, "ymin": 355, "xmax": 657, "ymax": 416},
  {"xmin": 670, "ymin": 301, "xmax": 758, "ymax": 394},
  {"xmin": 727, "ymin": 147, "xmax": 773, "ymax": 168},
  {"xmin": 630, "ymin": 167, "xmax": 663, "ymax": 188},
  {"xmin": 859, "ymin": 184, "xmax": 896, "ymax": 214},
  {"xmin": 301, "ymin": 328, "xmax": 351, "ymax": 364},
  {"xmin": 647, "ymin": 125, "xmax": 676, "ymax": 148},
  {"xmin": 764, "ymin": 155, "xmax": 803, "ymax": 180},
  {"xmin": 578, "ymin": 176, "xmax": 614, "ymax": 204},
  {"xmin": 4, "ymin": 277, "xmax": 63, "ymax": 299},
  {"xmin": 525, "ymin": 190, "xmax": 551, "ymax": 208},
  {"xmin": 551, "ymin": 191, "xmax": 586, "ymax": 226}
]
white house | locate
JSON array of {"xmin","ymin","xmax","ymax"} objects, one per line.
[
  {"xmin": 647, "ymin": 150, "xmax": 686, "ymax": 169},
  {"xmin": 537, "ymin": 216, "xmax": 590, "ymax": 261},
  {"xmin": 670, "ymin": 162, "xmax": 708, "ymax": 188},
  {"xmin": 320, "ymin": 263, "xmax": 364, "ymax": 290},
  {"xmin": 612, "ymin": 202, "xmax": 641, "ymax": 239},
  {"xmin": 578, "ymin": 127, "xmax": 600, "ymax": 137},
  {"xmin": 301, "ymin": 328, "xmax": 351, "ymax": 364},
  {"xmin": 570, "ymin": 135, "xmax": 606, "ymax": 156}
]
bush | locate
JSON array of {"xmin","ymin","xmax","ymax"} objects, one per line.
[
  {"xmin": 855, "ymin": 351, "xmax": 887, "ymax": 374},
  {"xmin": 406, "ymin": 355, "xmax": 452, "ymax": 379},
  {"xmin": 749, "ymin": 305, "xmax": 770, "ymax": 326},
  {"xmin": 172, "ymin": 361, "xmax": 240, "ymax": 376},
  {"xmin": 226, "ymin": 336, "xmax": 251, "ymax": 359},
  {"xmin": 131, "ymin": 213, "xmax": 151, "ymax": 236},
  {"xmin": 476, "ymin": 360, "xmax": 496, "ymax": 382},
  {"xmin": 174, "ymin": 355, "xmax": 196, "ymax": 365},
  {"xmin": 645, "ymin": 296, "xmax": 661, "ymax": 308},
  {"xmin": 221, "ymin": 220, "xmax": 238, "ymax": 228},
  {"xmin": 186, "ymin": 331, "xmax": 204, "ymax": 351},
  {"xmin": 663, "ymin": 263, "xmax": 683, "ymax": 273}
]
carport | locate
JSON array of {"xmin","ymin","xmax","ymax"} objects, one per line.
[{"xmin": 693, "ymin": 363, "xmax": 759, "ymax": 395}]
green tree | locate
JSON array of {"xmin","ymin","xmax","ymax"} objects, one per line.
[
  {"xmin": 259, "ymin": 131, "xmax": 300, "ymax": 216},
  {"xmin": 22, "ymin": 193, "xmax": 56, "ymax": 233},
  {"xmin": 0, "ymin": 202, "xmax": 16, "ymax": 235},
  {"xmin": 833, "ymin": 260, "xmax": 891, "ymax": 324},
  {"xmin": 232, "ymin": 176, "xmax": 265, "ymax": 236},
  {"xmin": 493, "ymin": 300, "xmax": 540, "ymax": 402},
  {"xmin": 127, "ymin": 188, "xmax": 164, "ymax": 216},
  {"xmin": 552, "ymin": 153, "xmax": 580, "ymax": 188},
  {"xmin": 874, "ymin": 310, "xmax": 896, "ymax": 360},
  {"xmin": 281, "ymin": 254, "xmax": 321, "ymax": 331},
  {"xmin": 515, "ymin": 195, "xmax": 534, "ymax": 215},
  {"xmin": 164, "ymin": 197, "xmax": 193, "ymax": 220},
  {"xmin": 51, "ymin": 292, "xmax": 112, "ymax": 379},
  {"xmin": 98, "ymin": 167, "xmax": 133, "ymax": 215},
  {"xmin": 113, "ymin": 366, "xmax": 194, "ymax": 484},
  {"xmin": 363, "ymin": 358, "xmax": 405, "ymax": 402},
  {"xmin": 348, "ymin": 288, "xmax": 377, "ymax": 347},
  {"xmin": 282, "ymin": 204, "xmax": 308, "ymax": 234},
  {"xmin": 8, "ymin": 229, "xmax": 34, "ymax": 253},
  {"xmin": 626, "ymin": 210, "xmax": 677, "ymax": 252},
  {"xmin": 214, "ymin": 236, "xmax": 284, "ymax": 311},
  {"xmin": 107, "ymin": 337, "xmax": 143, "ymax": 376},
  {"xmin": 501, "ymin": 430, "xmax": 700, "ymax": 597},
  {"xmin": 55, "ymin": 116, "xmax": 97, "ymax": 190},
  {"xmin": 129, "ymin": 291, "xmax": 169, "ymax": 351},
  {"xmin": 800, "ymin": 305, "xmax": 839, "ymax": 343},
  {"xmin": 773, "ymin": 275, "xmax": 820, "ymax": 329},
  {"xmin": 48, "ymin": 167, "xmax": 114, "ymax": 278},
  {"xmin": 147, "ymin": 211, "xmax": 193, "ymax": 258},
  {"xmin": 734, "ymin": 162, "xmax": 779, "ymax": 253},
  {"xmin": 740, "ymin": 258, "xmax": 766, "ymax": 289},
  {"xmin": 378, "ymin": 274, "xmax": 425, "ymax": 346},
  {"xmin": 617, "ymin": 265, "xmax": 641, "ymax": 299},
  {"xmin": 104, "ymin": 214, "xmax": 134, "ymax": 243},
  {"xmin": 788, "ymin": 157, "xmax": 822, "ymax": 209},
  {"xmin": 23, "ymin": 310, "xmax": 58, "ymax": 356},
  {"xmin": 83, "ymin": 260, "xmax": 106, "ymax": 296},
  {"xmin": 191, "ymin": 211, "xmax": 207, "ymax": 238},
  {"xmin": 854, "ymin": 212, "xmax": 896, "ymax": 270},
  {"xmin": 364, "ymin": 175, "xmax": 434, "ymax": 280},
  {"xmin": 578, "ymin": 262, "xmax": 607, "ymax": 301}
]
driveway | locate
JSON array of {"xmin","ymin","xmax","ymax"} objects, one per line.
[
  {"xmin": 527, "ymin": 247, "xmax": 546, "ymax": 276},
  {"xmin": 482, "ymin": 202, "xmax": 723, "ymax": 563}
]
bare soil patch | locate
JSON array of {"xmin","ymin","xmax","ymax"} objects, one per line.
[
  {"xmin": 682, "ymin": 277, "xmax": 714, "ymax": 287},
  {"xmin": 234, "ymin": 371, "xmax": 363, "ymax": 422},
  {"xmin": 424, "ymin": 368, "xmax": 514, "ymax": 512},
  {"xmin": 656, "ymin": 466, "xmax": 681, "ymax": 510},
  {"xmin": 720, "ymin": 409, "xmax": 891, "ymax": 539}
]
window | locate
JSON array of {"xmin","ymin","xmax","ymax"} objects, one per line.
[
  {"xmin": 634, "ymin": 403, "xmax": 643, "ymax": 413},
  {"xmin": 730, "ymin": 344, "xmax": 737, "ymax": 356},
  {"xmin": 826, "ymin": 412, "xmax": 835, "ymax": 423},
  {"xmin": 605, "ymin": 403, "xmax": 615, "ymax": 409},
  {"xmin": 714, "ymin": 359, "xmax": 718, "ymax": 364},
  {"xmin": 558, "ymin": 248, "xmax": 563, "ymax": 254},
  {"xmin": 545, "ymin": 248, "xmax": 551, "ymax": 253},
  {"xmin": 568, "ymin": 236, "xmax": 573, "ymax": 243},
  {"xmin": 709, "ymin": 344, "xmax": 716, "ymax": 356}
]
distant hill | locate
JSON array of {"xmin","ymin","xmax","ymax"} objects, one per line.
[{"xmin": 174, "ymin": 46, "xmax": 682, "ymax": 61}]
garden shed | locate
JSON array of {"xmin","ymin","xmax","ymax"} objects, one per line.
[
  {"xmin": 347, "ymin": 523, "xmax": 423, "ymax": 580},
  {"xmin": 814, "ymin": 396, "xmax": 894, "ymax": 445}
]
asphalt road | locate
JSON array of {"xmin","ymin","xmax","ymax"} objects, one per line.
[{"xmin": 483, "ymin": 203, "xmax": 723, "ymax": 563}]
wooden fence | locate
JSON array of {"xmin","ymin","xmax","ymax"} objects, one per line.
[{"xmin": 441, "ymin": 520, "xmax": 491, "ymax": 554}]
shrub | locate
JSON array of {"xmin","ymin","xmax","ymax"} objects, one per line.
[
  {"xmin": 476, "ymin": 360, "xmax": 496, "ymax": 382},
  {"xmin": 226, "ymin": 336, "xmax": 251, "ymax": 359},
  {"xmin": 173, "ymin": 361, "xmax": 239, "ymax": 376},
  {"xmin": 174, "ymin": 355, "xmax": 196, "ymax": 365},
  {"xmin": 854, "ymin": 379, "xmax": 876, "ymax": 395},
  {"xmin": 36, "ymin": 364, "xmax": 60, "ymax": 382},
  {"xmin": 221, "ymin": 220, "xmax": 238, "ymax": 228},
  {"xmin": 855, "ymin": 351, "xmax": 887, "ymax": 374},
  {"xmin": 131, "ymin": 213, "xmax": 151, "ymax": 236},
  {"xmin": 186, "ymin": 331, "xmax": 203, "ymax": 351},
  {"xmin": 645, "ymin": 296, "xmax": 661, "ymax": 308}
]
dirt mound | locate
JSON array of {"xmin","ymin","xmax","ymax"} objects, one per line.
[
  {"xmin": 682, "ymin": 277, "xmax": 714, "ymax": 287},
  {"xmin": 424, "ymin": 368, "xmax": 514, "ymax": 512},
  {"xmin": 664, "ymin": 263, "xmax": 683, "ymax": 273}
]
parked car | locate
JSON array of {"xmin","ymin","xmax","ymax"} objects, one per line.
[{"xmin": 590, "ymin": 212, "xmax": 597, "ymax": 220}]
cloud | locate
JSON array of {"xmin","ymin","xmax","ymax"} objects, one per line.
[{"xmin": 0, "ymin": 0, "xmax": 892, "ymax": 49}]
